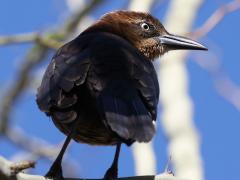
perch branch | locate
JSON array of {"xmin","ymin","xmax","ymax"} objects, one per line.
[
  {"xmin": 4, "ymin": 126, "xmax": 80, "ymax": 176},
  {"xmin": 0, "ymin": 156, "xmax": 178, "ymax": 180},
  {"xmin": 9, "ymin": 161, "xmax": 35, "ymax": 175}
]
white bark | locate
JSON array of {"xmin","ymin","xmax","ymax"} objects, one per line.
[
  {"xmin": 0, "ymin": 156, "xmax": 45, "ymax": 180},
  {"xmin": 0, "ymin": 156, "xmax": 178, "ymax": 180},
  {"xmin": 128, "ymin": 0, "xmax": 157, "ymax": 176},
  {"xmin": 66, "ymin": 0, "xmax": 86, "ymax": 13},
  {"xmin": 158, "ymin": 0, "xmax": 204, "ymax": 180},
  {"xmin": 65, "ymin": 0, "xmax": 95, "ymax": 37},
  {"xmin": 132, "ymin": 142, "xmax": 157, "ymax": 175},
  {"xmin": 128, "ymin": 0, "xmax": 155, "ymax": 12}
]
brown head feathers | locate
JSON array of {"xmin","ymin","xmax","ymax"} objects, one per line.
[
  {"xmin": 83, "ymin": 11, "xmax": 168, "ymax": 60},
  {"xmin": 83, "ymin": 10, "xmax": 207, "ymax": 60}
]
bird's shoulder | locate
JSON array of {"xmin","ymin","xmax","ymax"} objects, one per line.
[
  {"xmin": 36, "ymin": 34, "xmax": 91, "ymax": 113},
  {"xmin": 35, "ymin": 32, "xmax": 137, "ymax": 113},
  {"xmin": 36, "ymin": 32, "xmax": 159, "ymax": 119},
  {"xmin": 83, "ymin": 32, "xmax": 160, "ymax": 121}
]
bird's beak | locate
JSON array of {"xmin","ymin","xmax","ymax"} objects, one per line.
[{"xmin": 158, "ymin": 34, "xmax": 207, "ymax": 51}]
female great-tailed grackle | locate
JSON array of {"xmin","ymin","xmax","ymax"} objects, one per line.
[{"xmin": 36, "ymin": 11, "xmax": 207, "ymax": 179}]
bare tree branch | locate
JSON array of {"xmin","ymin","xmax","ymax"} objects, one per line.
[
  {"xmin": 128, "ymin": 0, "xmax": 154, "ymax": 12},
  {"xmin": 0, "ymin": 156, "xmax": 178, "ymax": 180},
  {"xmin": 193, "ymin": 53, "xmax": 240, "ymax": 111},
  {"xmin": 63, "ymin": 0, "xmax": 103, "ymax": 34},
  {"xmin": 0, "ymin": 0, "xmax": 104, "ymax": 134},
  {"xmin": 0, "ymin": 1, "xmax": 104, "ymax": 178},
  {"xmin": 0, "ymin": 32, "xmax": 37, "ymax": 44},
  {"xmin": 10, "ymin": 161, "xmax": 35, "ymax": 175},
  {"xmin": 5, "ymin": 127, "xmax": 61, "ymax": 159},
  {"xmin": 5, "ymin": 125, "xmax": 82, "ymax": 177},
  {"xmin": 0, "ymin": 33, "xmax": 61, "ymax": 49},
  {"xmin": 0, "ymin": 44, "xmax": 49, "ymax": 133},
  {"xmin": 157, "ymin": 0, "xmax": 204, "ymax": 180},
  {"xmin": 190, "ymin": 0, "xmax": 240, "ymax": 39},
  {"xmin": 189, "ymin": 0, "xmax": 240, "ymax": 111},
  {"xmin": 128, "ymin": 0, "xmax": 157, "ymax": 176}
]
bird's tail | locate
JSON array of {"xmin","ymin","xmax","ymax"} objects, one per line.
[{"xmin": 97, "ymin": 80, "xmax": 155, "ymax": 143}]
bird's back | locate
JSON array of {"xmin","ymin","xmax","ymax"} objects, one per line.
[{"xmin": 36, "ymin": 32, "xmax": 159, "ymax": 145}]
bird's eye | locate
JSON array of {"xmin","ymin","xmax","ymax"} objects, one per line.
[{"xmin": 141, "ymin": 23, "xmax": 150, "ymax": 30}]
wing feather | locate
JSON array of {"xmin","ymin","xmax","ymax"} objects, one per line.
[{"xmin": 36, "ymin": 39, "xmax": 91, "ymax": 119}]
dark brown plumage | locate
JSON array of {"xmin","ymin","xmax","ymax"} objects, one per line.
[{"xmin": 36, "ymin": 10, "xmax": 207, "ymax": 179}]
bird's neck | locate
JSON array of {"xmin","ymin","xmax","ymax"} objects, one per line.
[
  {"xmin": 81, "ymin": 20, "xmax": 157, "ymax": 61},
  {"xmin": 82, "ymin": 20, "xmax": 139, "ymax": 45}
]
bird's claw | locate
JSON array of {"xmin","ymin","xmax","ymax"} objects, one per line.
[
  {"xmin": 104, "ymin": 166, "xmax": 118, "ymax": 180},
  {"xmin": 45, "ymin": 164, "xmax": 64, "ymax": 180}
]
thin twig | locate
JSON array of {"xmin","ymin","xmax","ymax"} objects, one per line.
[
  {"xmin": 190, "ymin": 0, "xmax": 240, "ymax": 39},
  {"xmin": 63, "ymin": 0, "xmax": 103, "ymax": 34},
  {"xmin": 193, "ymin": 53, "xmax": 240, "ymax": 111},
  {"xmin": 5, "ymin": 127, "xmax": 61, "ymax": 159},
  {"xmin": 10, "ymin": 161, "xmax": 35, "ymax": 175},
  {"xmin": 0, "ymin": 44, "xmax": 49, "ymax": 133},
  {"xmin": 0, "ymin": 32, "xmax": 38, "ymax": 44},
  {"xmin": 189, "ymin": 0, "xmax": 240, "ymax": 110},
  {"xmin": 0, "ymin": 33, "xmax": 61, "ymax": 49},
  {"xmin": 0, "ymin": 0, "xmax": 104, "ymax": 134}
]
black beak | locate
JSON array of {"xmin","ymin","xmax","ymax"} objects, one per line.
[{"xmin": 158, "ymin": 34, "xmax": 207, "ymax": 51}]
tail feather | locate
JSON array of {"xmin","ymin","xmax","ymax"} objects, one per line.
[{"xmin": 99, "ymin": 88, "xmax": 155, "ymax": 143}]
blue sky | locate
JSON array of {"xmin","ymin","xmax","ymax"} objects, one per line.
[{"xmin": 0, "ymin": 0, "xmax": 240, "ymax": 180}]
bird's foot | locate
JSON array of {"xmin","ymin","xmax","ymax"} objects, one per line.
[
  {"xmin": 45, "ymin": 163, "xmax": 64, "ymax": 180},
  {"xmin": 104, "ymin": 166, "xmax": 118, "ymax": 180}
]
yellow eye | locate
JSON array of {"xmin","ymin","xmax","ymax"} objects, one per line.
[{"xmin": 141, "ymin": 23, "xmax": 150, "ymax": 30}]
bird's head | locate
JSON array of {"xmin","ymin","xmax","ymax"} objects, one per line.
[{"xmin": 85, "ymin": 11, "xmax": 207, "ymax": 60}]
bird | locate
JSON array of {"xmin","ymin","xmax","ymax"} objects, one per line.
[{"xmin": 36, "ymin": 10, "xmax": 207, "ymax": 180}]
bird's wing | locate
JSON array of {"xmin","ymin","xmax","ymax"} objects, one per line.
[
  {"xmin": 36, "ymin": 37, "xmax": 91, "ymax": 124},
  {"xmin": 89, "ymin": 33, "xmax": 159, "ymax": 143},
  {"xmin": 36, "ymin": 32, "xmax": 159, "ymax": 143}
]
